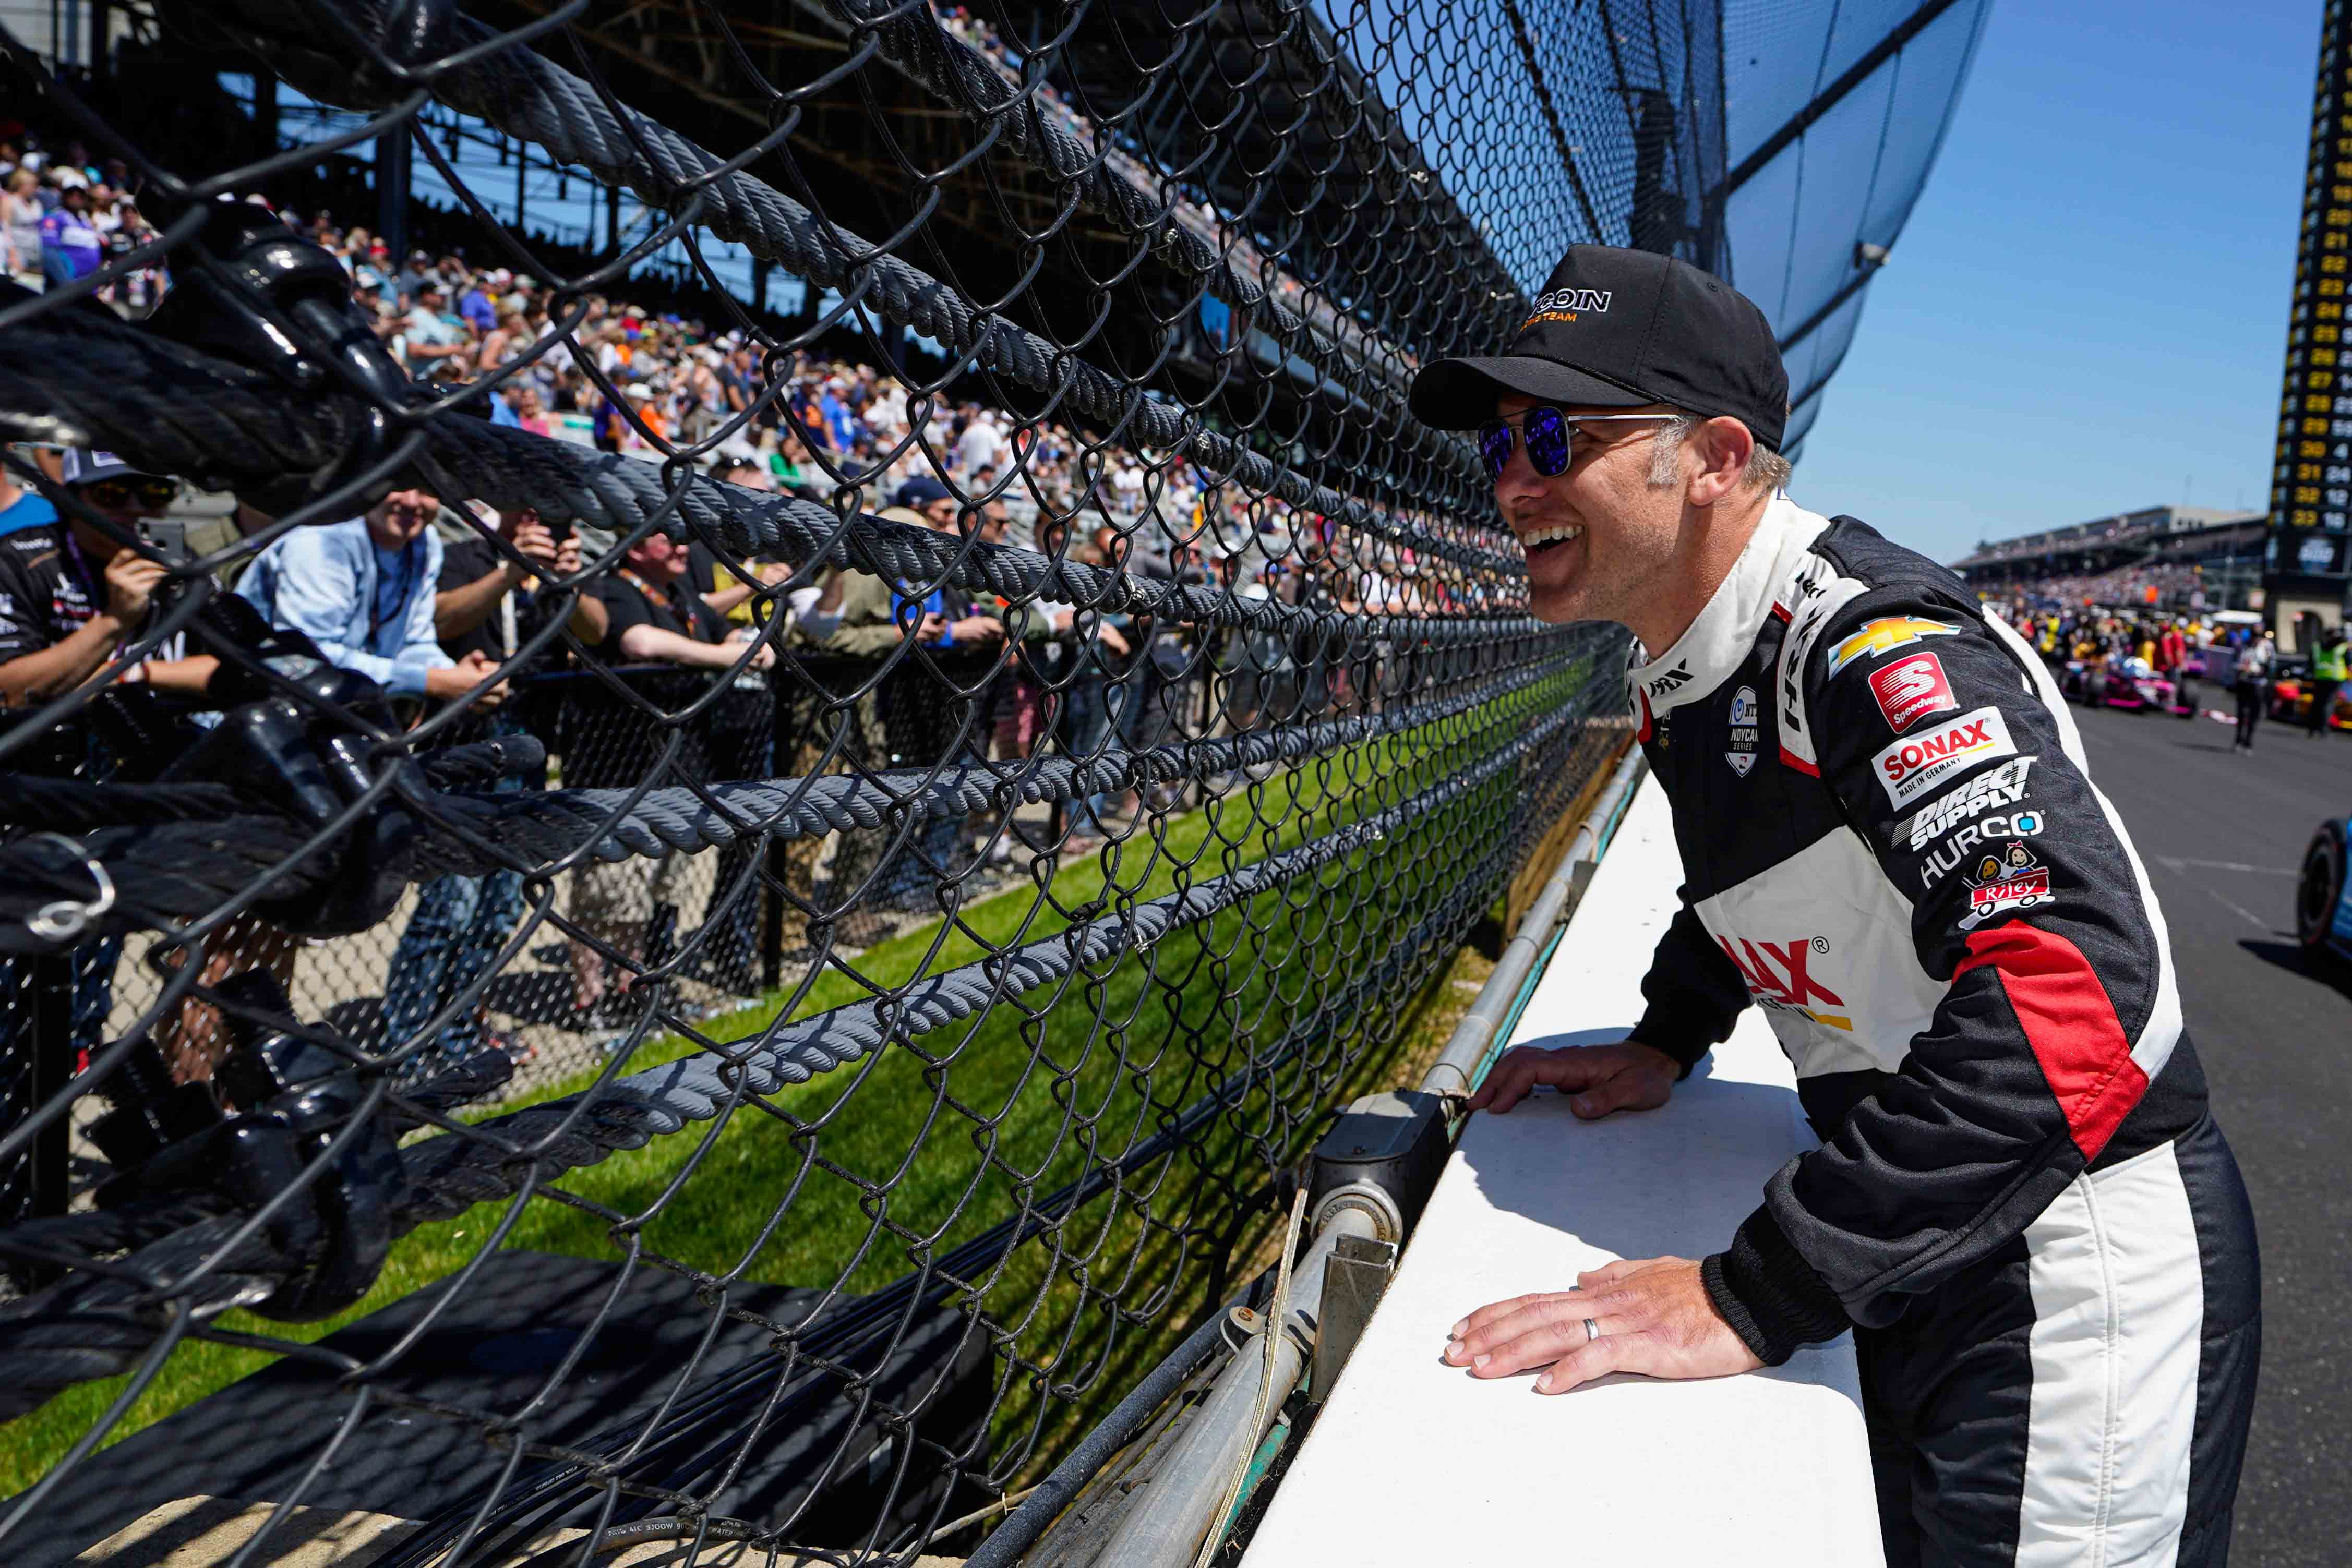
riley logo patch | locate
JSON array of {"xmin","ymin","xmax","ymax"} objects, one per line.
[
  {"xmin": 1872, "ymin": 706, "xmax": 2015, "ymax": 810},
  {"xmin": 1958, "ymin": 841, "xmax": 2053, "ymax": 931},
  {"xmin": 1726, "ymin": 685, "xmax": 1759, "ymax": 777},
  {"xmin": 1869, "ymin": 652, "xmax": 1958, "ymax": 732},
  {"xmin": 1827, "ymin": 614, "xmax": 1961, "ymax": 679},
  {"xmin": 1717, "ymin": 935, "xmax": 1851, "ymax": 1031}
]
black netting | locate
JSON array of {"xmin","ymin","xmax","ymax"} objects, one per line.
[{"xmin": 0, "ymin": 2, "xmax": 1977, "ymax": 1562}]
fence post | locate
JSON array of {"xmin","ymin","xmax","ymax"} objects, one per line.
[
  {"xmin": 761, "ymin": 834, "xmax": 786, "ymax": 993},
  {"xmin": 26, "ymin": 952, "xmax": 77, "ymax": 1274}
]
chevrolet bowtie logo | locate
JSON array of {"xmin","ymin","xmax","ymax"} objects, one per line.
[{"xmin": 1826, "ymin": 615, "xmax": 1960, "ymax": 679}]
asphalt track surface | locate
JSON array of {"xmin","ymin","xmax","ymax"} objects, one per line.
[{"xmin": 2070, "ymin": 698, "xmax": 2352, "ymax": 1566}]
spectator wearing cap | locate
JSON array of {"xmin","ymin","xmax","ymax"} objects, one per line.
[
  {"xmin": 778, "ymin": 499, "xmax": 923, "ymax": 943},
  {"xmin": 37, "ymin": 182, "xmax": 100, "ymax": 286},
  {"xmin": 400, "ymin": 280, "xmax": 468, "ymax": 380},
  {"xmin": 0, "ymin": 450, "xmax": 211, "ymax": 708},
  {"xmin": 0, "ymin": 451, "xmax": 218, "ymax": 1085},
  {"xmin": 567, "ymin": 527, "xmax": 777, "ymax": 1011},
  {"xmin": 458, "ymin": 272, "xmax": 497, "ymax": 335},
  {"xmin": 865, "ymin": 478, "xmax": 1002, "ymax": 906},
  {"xmin": 378, "ymin": 504, "xmax": 597, "ymax": 1074},
  {"xmin": 819, "ymin": 377, "xmax": 859, "ymax": 451}
]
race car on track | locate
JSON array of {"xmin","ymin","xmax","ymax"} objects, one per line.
[
  {"xmin": 2297, "ymin": 815, "xmax": 2352, "ymax": 960},
  {"xmin": 2062, "ymin": 656, "xmax": 2193, "ymax": 717},
  {"xmin": 2265, "ymin": 664, "xmax": 2352, "ymax": 730}
]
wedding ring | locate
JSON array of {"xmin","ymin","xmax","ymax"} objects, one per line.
[{"xmin": 1583, "ymin": 1317, "xmax": 1601, "ymax": 1342}]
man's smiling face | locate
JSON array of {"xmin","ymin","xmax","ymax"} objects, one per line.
[{"xmin": 1492, "ymin": 394, "xmax": 1685, "ymax": 627}]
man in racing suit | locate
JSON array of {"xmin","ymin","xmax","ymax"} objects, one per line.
[{"xmin": 1413, "ymin": 244, "xmax": 2259, "ymax": 1566}]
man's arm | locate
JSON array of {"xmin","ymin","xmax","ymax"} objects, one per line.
[
  {"xmin": 435, "ymin": 562, "xmax": 515, "ymax": 640},
  {"xmin": 1707, "ymin": 589, "xmax": 2178, "ymax": 1366},
  {"xmin": 1463, "ymin": 893, "xmax": 1746, "ymax": 1121},
  {"xmin": 1633, "ymin": 898, "xmax": 1753, "ymax": 1077},
  {"xmin": 0, "ymin": 548, "xmax": 166, "ymax": 704},
  {"xmin": 616, "ymin": 622, "xmax": 774, "ymax": 670}
]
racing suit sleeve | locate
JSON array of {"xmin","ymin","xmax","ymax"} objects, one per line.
[
  {"xmin": 1634, "ymin": 899, "xmax": 1750, "ymax": 1076},
  {"xmin": 1702, "ymin": 589, "xmax": 2178, "ymax": 1365}
]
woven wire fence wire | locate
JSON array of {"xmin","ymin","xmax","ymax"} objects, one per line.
[{"xmin": 0, "ymin": 0, "xmax": 1830, "ymax": 1560}]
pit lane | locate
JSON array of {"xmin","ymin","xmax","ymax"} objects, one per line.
[{"xmin": 2070, "ymin": 699, "xmax": 2352, "ymax": 1565}]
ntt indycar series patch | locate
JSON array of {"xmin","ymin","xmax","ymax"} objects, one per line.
[{"xmin": 1870, "ymin": 706, "xmax": 2017, "ymax": 810}]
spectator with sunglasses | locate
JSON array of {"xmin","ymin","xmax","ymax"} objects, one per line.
[{"xmin": 0, "ymin": 449, "xmax": 210, "ymax": 709}]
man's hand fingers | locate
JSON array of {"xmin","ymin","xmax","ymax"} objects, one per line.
[
  {"xmin": 1444, "ymin": 1289, "xmax": 1561, "ymax": 1344},
  {"xmin": 1464, "ymin": 1295, "xmax": 1633, "ymax": 1368},
  {"xmin": 1462, "ymin": 1318, "xmax": 1603, "ymax": 1380},
  {"xmin": 1576, "ymin": 1259, "xmax": 1641, "ymax": 1289},
  {"xmin": 1566, "ymin": 1066, "xmax": 1654, "ymax": 1119},
  {"xmin": 1467, "ymin": 1046, "xmax": 1633, "ymax": 1113},
  {"xmin": 1533, "ymin": 1330, "xmax": 1649, "ymax": 1395}
]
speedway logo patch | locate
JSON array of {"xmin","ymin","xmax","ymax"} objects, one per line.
[
  {"xmin": 1958, "ymin": 840, "xmax": 2053, "ymax": 931},
  {"xmin": 1872, "ymin": 706, "xmax": 2016, "ymax": 810},
  {"xmin": 1826, "ymin": 614, "xmax": 1961, "ymax": 679},
  {"xmin": 1904, "ymin": 756, "xmax": 2037, "ymax": 851},
  {"xmin": 1868, "ymin": 652, "xmax": 1958, "ymax": 732}
]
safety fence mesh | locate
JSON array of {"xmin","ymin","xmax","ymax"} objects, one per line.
[{"xmin": 0, "ymin": 0, "xmax": 1966, "ymax": 1561}]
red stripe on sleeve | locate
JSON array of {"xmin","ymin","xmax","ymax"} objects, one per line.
[
  {"xmin": 1778, "ymin": 744, "xmax": 1819, "ymax": 776},
  {"xmin": 1954, "ymin": 923, "xmax": 2148, "ymax": 1161},
  {"xmin": 1637, "ymin": 686, "xmax": 1653, "ymax": 743}
]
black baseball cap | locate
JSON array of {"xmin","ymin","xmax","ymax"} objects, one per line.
[{"xmin": 1410, "ymin": 244, "xmax": 1789, "ymax": 452}]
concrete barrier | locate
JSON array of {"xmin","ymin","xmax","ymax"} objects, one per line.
[{"xmin": 1243, "ymin": 774, "xmax": 1882, "ymax": 1565}]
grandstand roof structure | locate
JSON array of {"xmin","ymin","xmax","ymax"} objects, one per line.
[{"xmin": 200, "ymin": 0, "xmax": 1988, "ymax": 463}]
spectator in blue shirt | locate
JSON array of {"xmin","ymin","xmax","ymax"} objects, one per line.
[
  {"xmin": 458, "ymin": 275, "xmax": 498, "ymax": 334},
  {"xmin": 0, "ymin": 465, "xmax": 57, "ymax": 538},
  {"xmin": 38, "ymin": 185, "xmax": 100, "ymax": 284},
  {"xmin": 819, "ymin": 378, "xmax": 860, "ymax": 451},
  {"xmin": 235, "ymin": 487, "xmax": 503, "ymax": 703}
]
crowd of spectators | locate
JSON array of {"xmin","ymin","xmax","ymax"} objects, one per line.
[
  {"xmin": 1, "ymin": 136, "xmax": 168, "ymax": 311},
  {"xmin": 1, "ymin": 164, "xmax": 1486, "ymax": 1075},
  {"xmin": 1992, "ymin": 561, "xmax": 2211, "ymax": 610}
]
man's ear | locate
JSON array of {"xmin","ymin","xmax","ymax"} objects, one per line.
[{"xmin": 1685, "ymin": 417, "xmax": 1755, "ymax": 508}]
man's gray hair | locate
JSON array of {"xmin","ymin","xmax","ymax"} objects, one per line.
[{"xmin": 1648, "ymin": 411, "xmax": 1794, "ymax": 493}]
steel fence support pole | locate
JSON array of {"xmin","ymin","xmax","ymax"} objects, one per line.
[{"xmin": 26, "ymin": 953, "xmax": 76, "ymax": 1281}]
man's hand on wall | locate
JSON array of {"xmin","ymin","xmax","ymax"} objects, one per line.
[
  {"xmin": 1443, "ymin": 1258, "xmax": 1763, "ymax": 1394},
  {"xmin": 1465, "ymin": 1041, "xmax": 1679, "ymax": 1120}
]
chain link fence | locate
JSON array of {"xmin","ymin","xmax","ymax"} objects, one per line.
[{"xmin": 0, "ymin": 0, "xmax": 1758, "ymax": 1560}]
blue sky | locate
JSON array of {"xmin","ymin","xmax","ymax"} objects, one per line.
[{"xmin": 1791, "ymin": 0, "xmax": 2320, "ymax": 564}]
